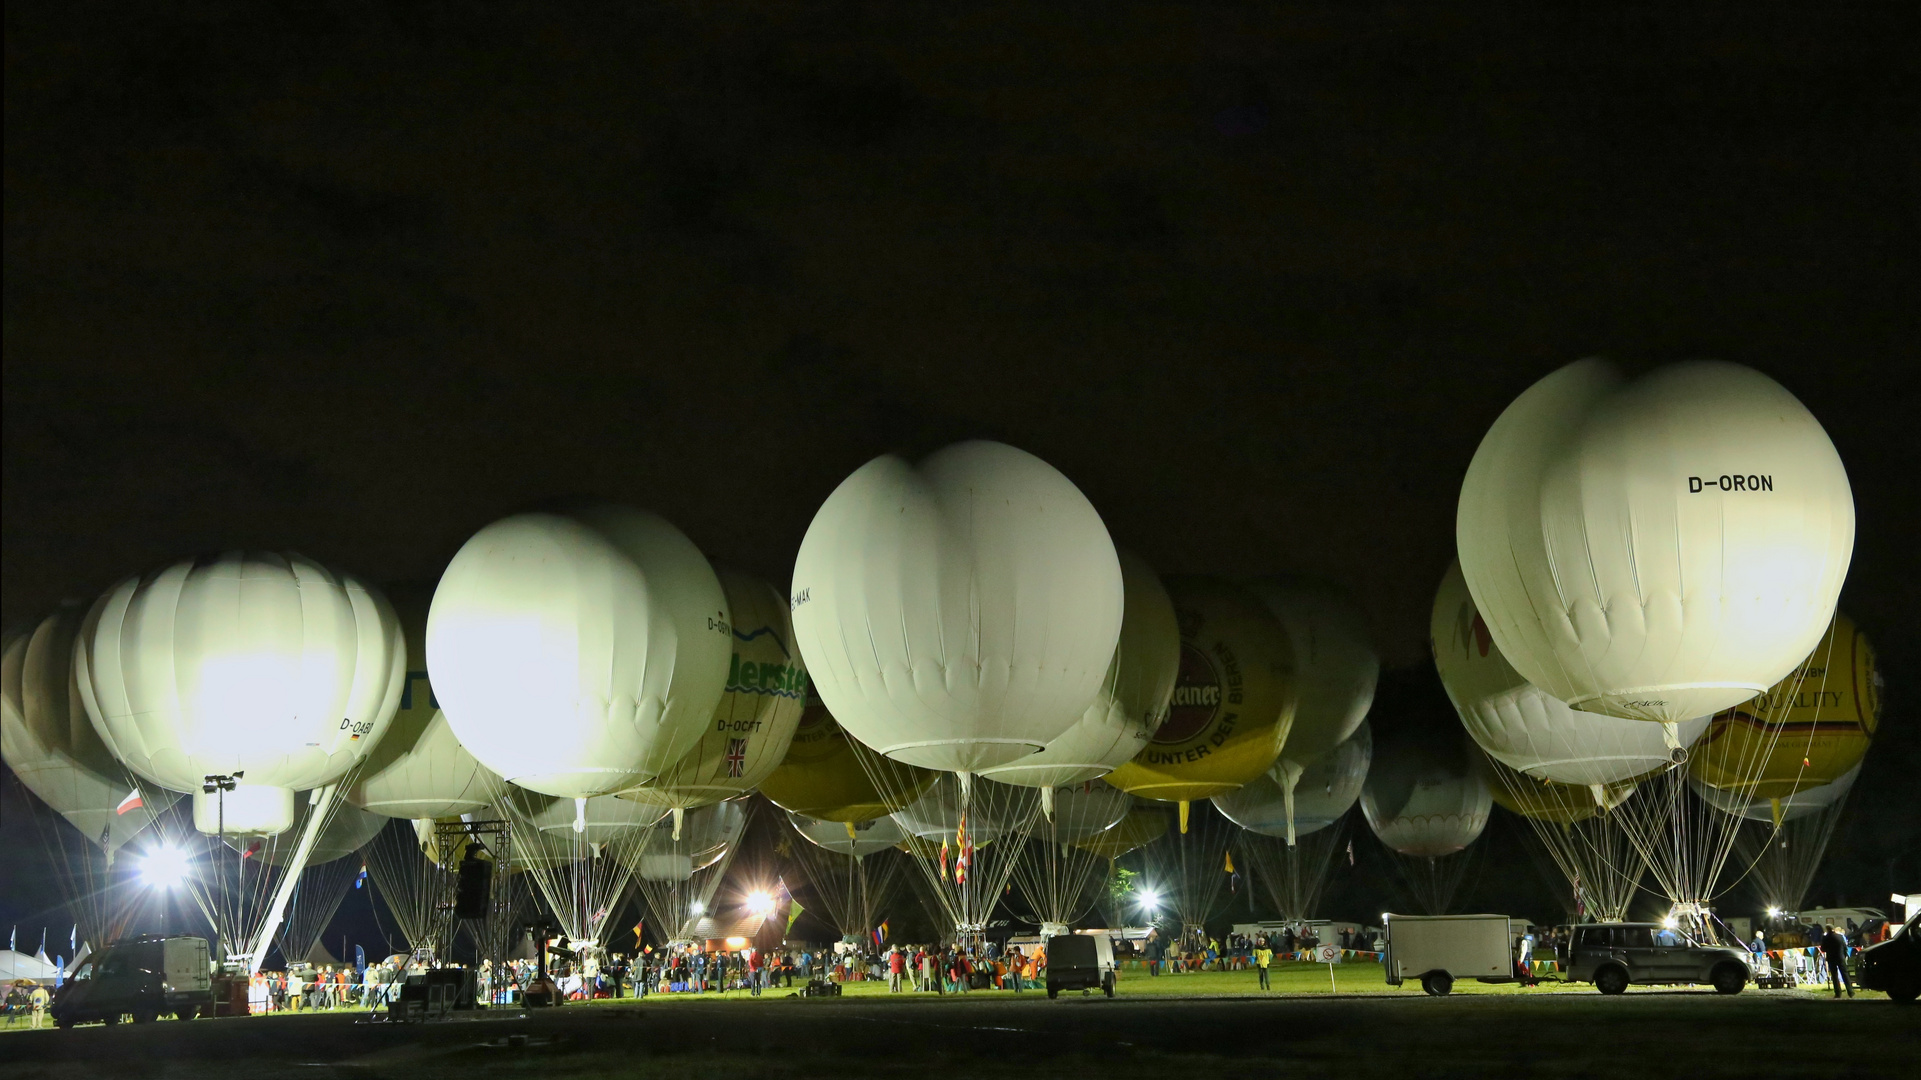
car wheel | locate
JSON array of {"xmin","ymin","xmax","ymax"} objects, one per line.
[
  {"xmin": 1595, "ymin": 967, "xmax": 1629, "ymax": 996},
  {"xmin": 1888, "ymin": 982, "xmax": 1919, "ymax": 1004},
  {"xmin": 1047, "ymin": 984, "xmax": 1059, "ymax": 999},
  {"xmin": 56, "ymin": 1017, "xmax": 75, "ymax": 1030},
  {"xmin": 102, "ymin": 1013, "xmax": 120, "ymax": 1026},
  {"xmin": 1421, "ymin": 973, "xmax": 1453, "ymax": 996},
  {"xmin": 1103, "ymin": 973, "xmax": 1115, "ymax": 998},
  {"xmin": 1710, "ymin": 965, "xmax": 1746, "ymax": 995}
]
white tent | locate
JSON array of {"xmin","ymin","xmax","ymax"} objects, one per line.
[{"xmin": 0, "ymin": 948, "xmax": 62, "ymax": 982}]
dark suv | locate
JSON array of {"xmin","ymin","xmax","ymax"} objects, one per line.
[
  {"xmin": 1563, "ymin": 923, "xmax": 1751, "ymax": 995},
  {"xmin": 1856, "ymin": 910, "xmax": 1919, "ymax": 1003}
]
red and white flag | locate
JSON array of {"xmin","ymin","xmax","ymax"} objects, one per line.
[{"xmin": 115, "ymin": 790, "xmax": 144, "ymax": 816}]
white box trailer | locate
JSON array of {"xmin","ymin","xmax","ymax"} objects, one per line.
[{"xmin": 1382, "ymin": 914, "xmax": 1516, "ymax": 996}]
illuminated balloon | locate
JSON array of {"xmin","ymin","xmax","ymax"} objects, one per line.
[
  {"xmin": 622, "ymin": 570, "xmax": 807, "ymax": 810},
  {"xmin": 1244, "ymin": 577, "xmax": 1377, "ymax": 765},
  {"xmin": 1104, "ymin": 576, "xmax": 1294, "ymax": 803},
  {"xmin": 1457, "ymin": 360, "xmax": 1854, "ymax": 724},
  {"xmin": 2, "ymin": 606, "xmax": 178, "ymax": 854},
  {"xmin": 789, "ymin": 812, "xmax": 906, "ymax": 858},
  {"xmin": 627, "ymin": 800, "xmax": 746, "ymax": 882},
  {"xmin": 757, "ymin": 691, "xmax": 935, "ymax": 823},
  {"xmin": 1213, "ymin": 722, "xmax": 1371, "ymax": 839},
  {"xmin": 76, "ymin": 552, "xmax": 406, "ymax": 836},
  {"xmin": 348, "ymin": 591, "xmax": 504, "ymax": 820},
  {"xmin": 1432, "ymin": 561, "xmax": 1708, "ymax": 786},
  {"xmin": 1360, "ymin": 732, "xmax": 1491, "ymax": 859},
  {"xmin": 791, "ymin": 440, "xmax": 1124, "ymax": 772},
  {"xmin": 1073, "ymin": 808, "xmax": 1168, "ymax": 861},
  {"xmin": 1688, "ymin": 615, "xmax": 1878, "ymax": 801},
  {"xmin": 982, "ymin": 550, "xmax": 1179, "ymax": 788},
  {"xmin": 524, "ymin": 790, "xmax": 668, "ymax": 845},
  {"xmin": 428, "ymin": 507, "xmax": 732, "ymax": 799}
]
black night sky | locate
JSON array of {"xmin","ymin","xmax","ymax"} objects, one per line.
[{"xmin": 5, "ymin": 3, "xmax": 1916, "ymax": 947}]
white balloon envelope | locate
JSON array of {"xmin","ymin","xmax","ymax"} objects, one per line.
[
  {"xmin": 1243, "ymin": 577, "xmax": 1377, "ymax": 767},
  {"xmin": 1037, "ymin": 779, "xmax": 1132, "ymax": 842},
  {"xmin": 2, "ymin": 607, "xmax": 179, "ymax": 853},
  {"xmin": 1456, "ymin": 360, "xmax": 1854, "ymax": 724},
  {"xmin": 981, "ymin": 549, "xmax": 1178, "ymax": 788},
  {"xmin": 1361, "ymin": 731, "xmax": 1491, "ymax": 859},
  {"xmin": 791, "ymin": 441, "xmax": 1124, "ymax": 773},
  {"xmin": 75, "ymin": 552, "xmax": 406, "ymax": 836},
  {"xmin": 349, "ymin": 594, "xmax": 504, "ymax": 819},
  {"xmin": 789, "ymin": 811, "xmax": 906, "ymax": 858},
  {"xmin": 621, "ymin": 570, "xmax": 807, "ymax": 810},
  {"xmin": 1431, "ymin": 561, "xmax": 1708, "ymax": 787},
  {"xmin": 1215, "ymin": 722, "xmax": 1371, "ymax": 839},
  {"xmin": 427, "ymin": 507, "xmax": 733, "ymax": 799},
  {"xmin": 891, "ymin": 773, "xmax": 1039, "ymax": 843}
]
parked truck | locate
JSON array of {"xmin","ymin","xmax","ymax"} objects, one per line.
[
  {"xmin": 1381, "ymin": 914, "xmax": 1518, "ymax": 996},
  {"xmin": 52, "ymin": 935, "xmax": 214, "ymax": 1027}
]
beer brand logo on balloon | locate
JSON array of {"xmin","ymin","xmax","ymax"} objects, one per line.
[
  {"xmin": 1155, "ymin": 643, "xmax": 1226, "ymax": 745},
  {"xmin": 1687, "ymin": 474, "xmax": 1774, "ymax": 493}
]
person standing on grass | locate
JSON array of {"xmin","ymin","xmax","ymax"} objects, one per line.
[
  {"xmin": 1820, "ymin": 926, "xmax": 1854, "ymax": 998},
  {"xmin": 1255, "ymin": 941, "xmax": 1275, "ymax": 990},
  {"xmin": 888, "ymin": 945, "xmax": 905, "ymax": 992}
]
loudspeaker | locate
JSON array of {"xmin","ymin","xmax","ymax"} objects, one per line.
[{"xmin": 454, "ymin": 855, "xmax": 493, "ymax": 919}]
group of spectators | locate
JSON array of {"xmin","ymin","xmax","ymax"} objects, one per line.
[
  {"xmin": 3, "ymin": 983, "xmax": 54, "ymax": 1028},
  {"xmin": 1136, "ymin": 925, "xmax": 1381, "ymax": 977}
]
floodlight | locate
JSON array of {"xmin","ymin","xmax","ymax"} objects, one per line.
[
  {"xmin": 746, "ymin": 890, "xmax": 774, "ymax": 917},
  {"xmin": 141, "ymin": 845, "xmax": 191, "ymax": 889},
  {"xmin": 1138, "ymin": 888, "xmax": 1160, "ymax": 909},
  {"xmin": 1662, "ymin": 916, "xmax": 1678, "ymax": 929},
  {"xmin": 1766, "ymin": 907, "xmax": 1782, "ymax": 918},
  {"xmin": 690, "ymin": 900, "xmax": 705, "ymax": 916}
]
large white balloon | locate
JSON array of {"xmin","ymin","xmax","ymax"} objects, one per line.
[
  {"xmin": 628, "ymin": 799, "xmax": 746, "ymax": 882},
  {"xmin": 348, "ymin": 594, "xmax": 505, "ymax": 819},
  {"xmin": 1431, "ymin": 561, "xmax": 1708, "ymax": 786},
  {"xmin": 1214, "ymin": 722, "xmax": 1371, "ymax": 839},
  {"xmin": 2, "ymin": 607, "xmax": 178, "ymax": 854},
  {"xmin": 621, "ymin": 570, "xmax": 807, "ymax": 810},
  {"xmin": 981, "ymin": 550, "xmax": 1178, "ymax": 788},
  {"xmin": 791, "ymin": 441, "xmax": 1124, "ymax": 773},
  {"xmin": 75, "ymin": 553, "xmax": 406, "ymax": 836},
  {"xmin": 231, "ymin": 801, "xmax": 388, "ymax": 866},
  {"xmin": 1457, "ymin": 360, "xmax": 1854, "ymax": 724},
  {"xmin": 1361, "ymin": 732, "xmax": 1491, "ymax": 859},
  {"xmin": 1244, "ymin": 578, "xmax": 1377, "ymax": 766},
  {"xmin": 428, "ymin": 507, "xmax": 733, "ymax": 799},
  {"xmin": 790, "ymin": 812, "xmax": 906, "ymax": 858}
]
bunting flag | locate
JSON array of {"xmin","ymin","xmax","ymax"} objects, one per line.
[
  {"xmin": 115, "ymin": 789, "xmax": 144, "ymax": 816},
  {"xmin": 1223, "ymin": 851, "xmax": 1235, "ymax": 873},
  {"xmin": 786, "ymin": 899, "xmax": 805, "ymax": 934},
  {"xmin": 354, "ymin": 864, "xmax": 369, "ymax": 889},
  {"xmin": 939, "ymin": 837, "xmax": 950, "ymax": 881},
  {"xmin": 632, "ymin": 919, "xmax": 645, "ymax": 946}
]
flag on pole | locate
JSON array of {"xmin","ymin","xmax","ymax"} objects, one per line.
[
  {"xmin": 954, "ymin": 811, "xmax": 972, "ymax": 885},
  {"xmin": 632, "ymin": 919, "xmax": 645, "ymax": 946},
  {"xmin": 115, "ymin": 789, "xmax": 145, "ymax": 816}
]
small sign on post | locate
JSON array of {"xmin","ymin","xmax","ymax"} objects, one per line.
[{"xmin": 1316, "ymin": 943, "xmax": 1341, "ymax": 992}]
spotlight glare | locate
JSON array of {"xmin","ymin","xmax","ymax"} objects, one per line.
[
  {"xmin": 141, "ymin": 845, "xmax": 191, "ymax": 890},
  {"xmin": 745, "ymin": 890, "xmax": 774, "ymax": 917}
]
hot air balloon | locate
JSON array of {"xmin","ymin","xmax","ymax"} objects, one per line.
[
  {"xmin": 1243, "ymin": 577, "xmax": 1376, "ymax": 765},
  {"xmin": 75, "ymin": 552, "xmax": 406, "ymax": 837},
  {"xmin": 1361, "ymin": 726, "xmax": 1491, "ymax": 914},
  {"xmin": 757, "ymin": 691, "xmax": 934, "ymax": 822},
  {"xmin": 790, "ymin": 440, "xmax": 1124, "ymax": 773},
  {"xmin": 628, "ymin": 800, "xmax": 751, "ymax": 943},
  {"xmin": 1687, "ymin": 614, "xmax": 1878, "ymax": 806},
  {"xmin": 1214, "ymin": 723, "xmax": 1371, "ymax": 840},
  {"xmin": 1457, "ymin": 360, "xmax": 1854, "ymax": 731},
  {"xmin": 1105, "ymin": 576, "xmax": 1295, "ymax": 812},
  {"xmin": 981, "ymin": 550, "xmax": 1179, "ymax": 790},
  {"xmin": 428, "ymin": 507, "xmax": 733, "ymax": 799},
  {"xmin": 621, "ymin": 570, "xmax": 807, "ymax": 821},
  {"xmin": 348, "ymin": 589, "xmax": 504, "ymax": 820},
  {"xmin": 1432, "ymin": 561, "xmax": 1709, "ymax": 788},
  {"xmin": 2, "ymin": 607, "xmax": 179, "ymax": 945}
]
